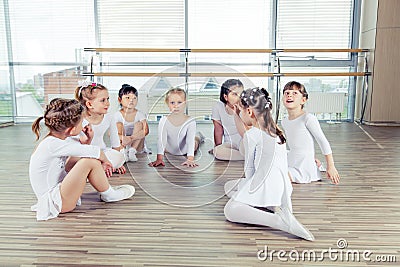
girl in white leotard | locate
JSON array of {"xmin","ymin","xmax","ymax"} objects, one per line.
[
  {"xmin": 114, "ymin": 84, "xmax": 149, "ymax": 162},
  {"xmin": 75, "ymin": 82, "xmax": 126, "ymax": 176},
  {"xmin": 211, "ymin": 79, "xmax": 245, "ymax": 161},
  {"xmin": 149, "ymin": 88, "xmax": 202, "ymax": 168},
  {"xmin": 281, "ymin": 81, "xmax": 340, "ymax": 184},
  {"xmin": 223, "ymin": 87, "xmax": 314, "ymax": 241}
]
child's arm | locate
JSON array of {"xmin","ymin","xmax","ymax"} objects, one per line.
[
  {"xmin": 129, "ymin": 121, "xmax": 147, "ymax": 141},
  {"xmin": 324, "ymin": 154, "xmax": 340, "ymax": 184},
  {"xmin": 243, "ymin": 133, "xmax": 256, "ymax": 179},
  {"xmin": 149, "ymin": 117, "xmax": 167, "ymax": 167},
  {"xmin": 233, "ymin": 104, "xmax": 250, "ymax": 137},
  {"xmin": 181, "ymin": 119, "xmax": 198, "ymax": 168},
  {"xmin": 98, "ymin": 150, "xmax": 114, "ymax": 178},
  {"xmin": 212, "ymin": 120, "xmax": 223, "ymax": 146},
  {"xmin": 305, "ymin": 115, "xmax": 339, "ymax": 184},
  {"xmin": 80, "ymin": 124, "xmax": 94, "ymax": 144},
  {"xmin": 109, "ymin": 115, "xmax": 124, "ymax": 151}
]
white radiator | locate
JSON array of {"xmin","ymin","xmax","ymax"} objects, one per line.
[{"xmin": 306, "ymin": 92, "xmax": 347, "ymax": 114}]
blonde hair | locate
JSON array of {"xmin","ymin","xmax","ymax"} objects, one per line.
[
  {"xmin": 74, "ymin": 82, "xmax": 108, "ymax": 112},
  {"xmin": 32, "ymin": 98, "xmax": 84, "ymax": 140},
  {"xmin": 164, "ymin": 87, "xmax": 186, "ymax": 103}
]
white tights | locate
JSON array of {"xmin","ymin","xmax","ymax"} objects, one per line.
[{"xmin": 224, "ymin": 199, "xmax": 285, "ymax": 231}]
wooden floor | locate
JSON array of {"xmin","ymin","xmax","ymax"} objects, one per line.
[{"xmin": 0, "ymin": 122, "xmax": 399, "ymax": 266}]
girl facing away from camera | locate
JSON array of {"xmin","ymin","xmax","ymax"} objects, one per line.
[
  {"xmin": 149, "ymin": 88, "xmax": 204, "ymax": 168},
  {"xmin": 115, "ymin": 84, "xmax": 150, "ymax": 162},
  {"xmin": 29, "ymin": 98, "xmax": 135, "ymax": 221},
  {"xmin": 281, "ymin": 81, "xmax": 340, "ymax": 184},
  {"xmin": 223, "ymin": 87, "xmax": 314, "ymax": 241},
  {"xmin": 210, "ymin": 79, "xmax": 246, "ymax": 161},
  {"xmin": 75, "ymin": 81, "xmax": 126, "ymax": 176}
]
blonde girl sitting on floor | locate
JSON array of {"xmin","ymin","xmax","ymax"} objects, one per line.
[{"xmin": 149, "ymin": 88, "xmax": 203, "ymax": 168}]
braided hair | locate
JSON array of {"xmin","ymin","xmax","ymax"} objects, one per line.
[
  {"xmin": 240, "ymin": 87, "xmax": 286, "ymax": 144},
  {"xmin": 32, "ymin": 98, "xmax": 84, "ymax": 140}
]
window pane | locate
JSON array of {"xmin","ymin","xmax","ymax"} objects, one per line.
[
  {"xmin": 0, "ymin": 0, "xmax": 13, "ymax": 122},
  {"xmin": 8, "ymin": 0, "xmax": 95, "ymax": 62},
  {"xmin": 189, "ymin": 0, "xmax": 271, "ymax": 48},
  {"xmin": 277, "ymin": 67, "xmax": 351, "ymax": 120},
  {"xmin": 277, "ymin": 0, "xmax": 353, "ymax": 59},
  {"xmin": 98, "ymin": 0, "xmax": 184, "ymax": 48}
]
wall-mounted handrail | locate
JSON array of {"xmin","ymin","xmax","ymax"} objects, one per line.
[
  {"xmin": 82, "ymin": 72, "xmax": 370, "ymax": 77},
  {"xmin": 84, "ymin": 47, "xmax": 367, "ymax": 53}
]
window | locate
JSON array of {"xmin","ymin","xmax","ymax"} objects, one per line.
[{"xmin": 277, "ymin": 0, "xmax": 353, "ymax": 59}]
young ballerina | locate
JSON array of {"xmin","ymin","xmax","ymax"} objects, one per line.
[
  {"xmin": 29, "ymin": 98, "xmax": 135, "ymax": 221},
  {"xmin": 223, "ymin": 87, "xmax": 314, "ymax": 241},
  {"xmin": 149, "ymin": 88, "xmax": 202, "ymax": 168},
  {"xmin": 75, "ymin": 81, "xmax": 126, "ymax": 175},
  {"xmin": 114, "ymin": 84, "xmax": 149, "ymax": 162},
  {"xmin": 210, "ymin": 79, "xmax": 246, "ymax": 161},
  {"xmin": 281, "ymin": 81, "xmax": 340, "ymax": 184}
]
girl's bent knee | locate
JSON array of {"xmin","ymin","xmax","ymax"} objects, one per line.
[{"xmin": 78, "ymin": 158, "xmax": 101, "ymax": 168}]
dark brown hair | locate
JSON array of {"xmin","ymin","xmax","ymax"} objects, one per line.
[{"xmin": 283, "ymin": 81, "xmax": 308, "ymax": 109}]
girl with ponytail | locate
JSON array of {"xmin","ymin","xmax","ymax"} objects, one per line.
[{"xmin": 223, "ymin": 87, "xmax": 314, "ymax": 241}]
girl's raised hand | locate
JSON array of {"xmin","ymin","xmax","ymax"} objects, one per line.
[
  {"xmin": 232, "ymin": 104, "xmax": 241, "ymax": 116},
  {"xmin": 80, "ymin": 124, "xmax": 94, "ymax": 144}
]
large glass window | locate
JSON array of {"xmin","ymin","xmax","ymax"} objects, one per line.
[{"xmin": 1, "ymin": 0, "xmax": 358, "ymax": 122}]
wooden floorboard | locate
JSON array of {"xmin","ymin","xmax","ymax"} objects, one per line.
[{"xmin": 0, "ymin": 122, "xmax": 399, "ymax": 266}]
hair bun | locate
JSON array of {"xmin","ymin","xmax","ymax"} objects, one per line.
[{"xmin": 121, "ymin": 84, "xmax": 131, "ymax": 88}]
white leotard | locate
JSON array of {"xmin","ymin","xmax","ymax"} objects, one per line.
[
  {"xmin": 233, "ymin": 127, "xmax": 293, "ymax": 210},
  {"xmin": 157, "ymin": 116, "xmax": 196, "ymax": 157},
  {"xmin": 113, "ymin": 109, "xmax": 146, "ymax": 136},
  {"xmin": 83, "ymin": 113, "xmax": 120, "ymax": 149},
  {"xmin": 211, "ymin": 101, "xmax": 242, "ymax": 149},
  {"xmin": 29, "ymin": 136, "xmax": 100, "ymax": 221},
  {"xmin": 281, "ymin": 113, "xmax": 332, "ymax": 183}
]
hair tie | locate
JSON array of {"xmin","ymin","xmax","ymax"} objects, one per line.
[{"xmin": 78, "ymin": 80, "xmax": 97, "ymax": 96}]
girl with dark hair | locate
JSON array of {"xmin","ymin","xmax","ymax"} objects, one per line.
[
  {"xmin": 281, "ymin": 81, "xmax": 340, "ymax": 184},
  {"xmin": 115, "ymin": 84, "xmax": 149, "ymax": 162},
  {"xmin": 211, "ymin": 79, "xmax": 245, "ymax": 160}
]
